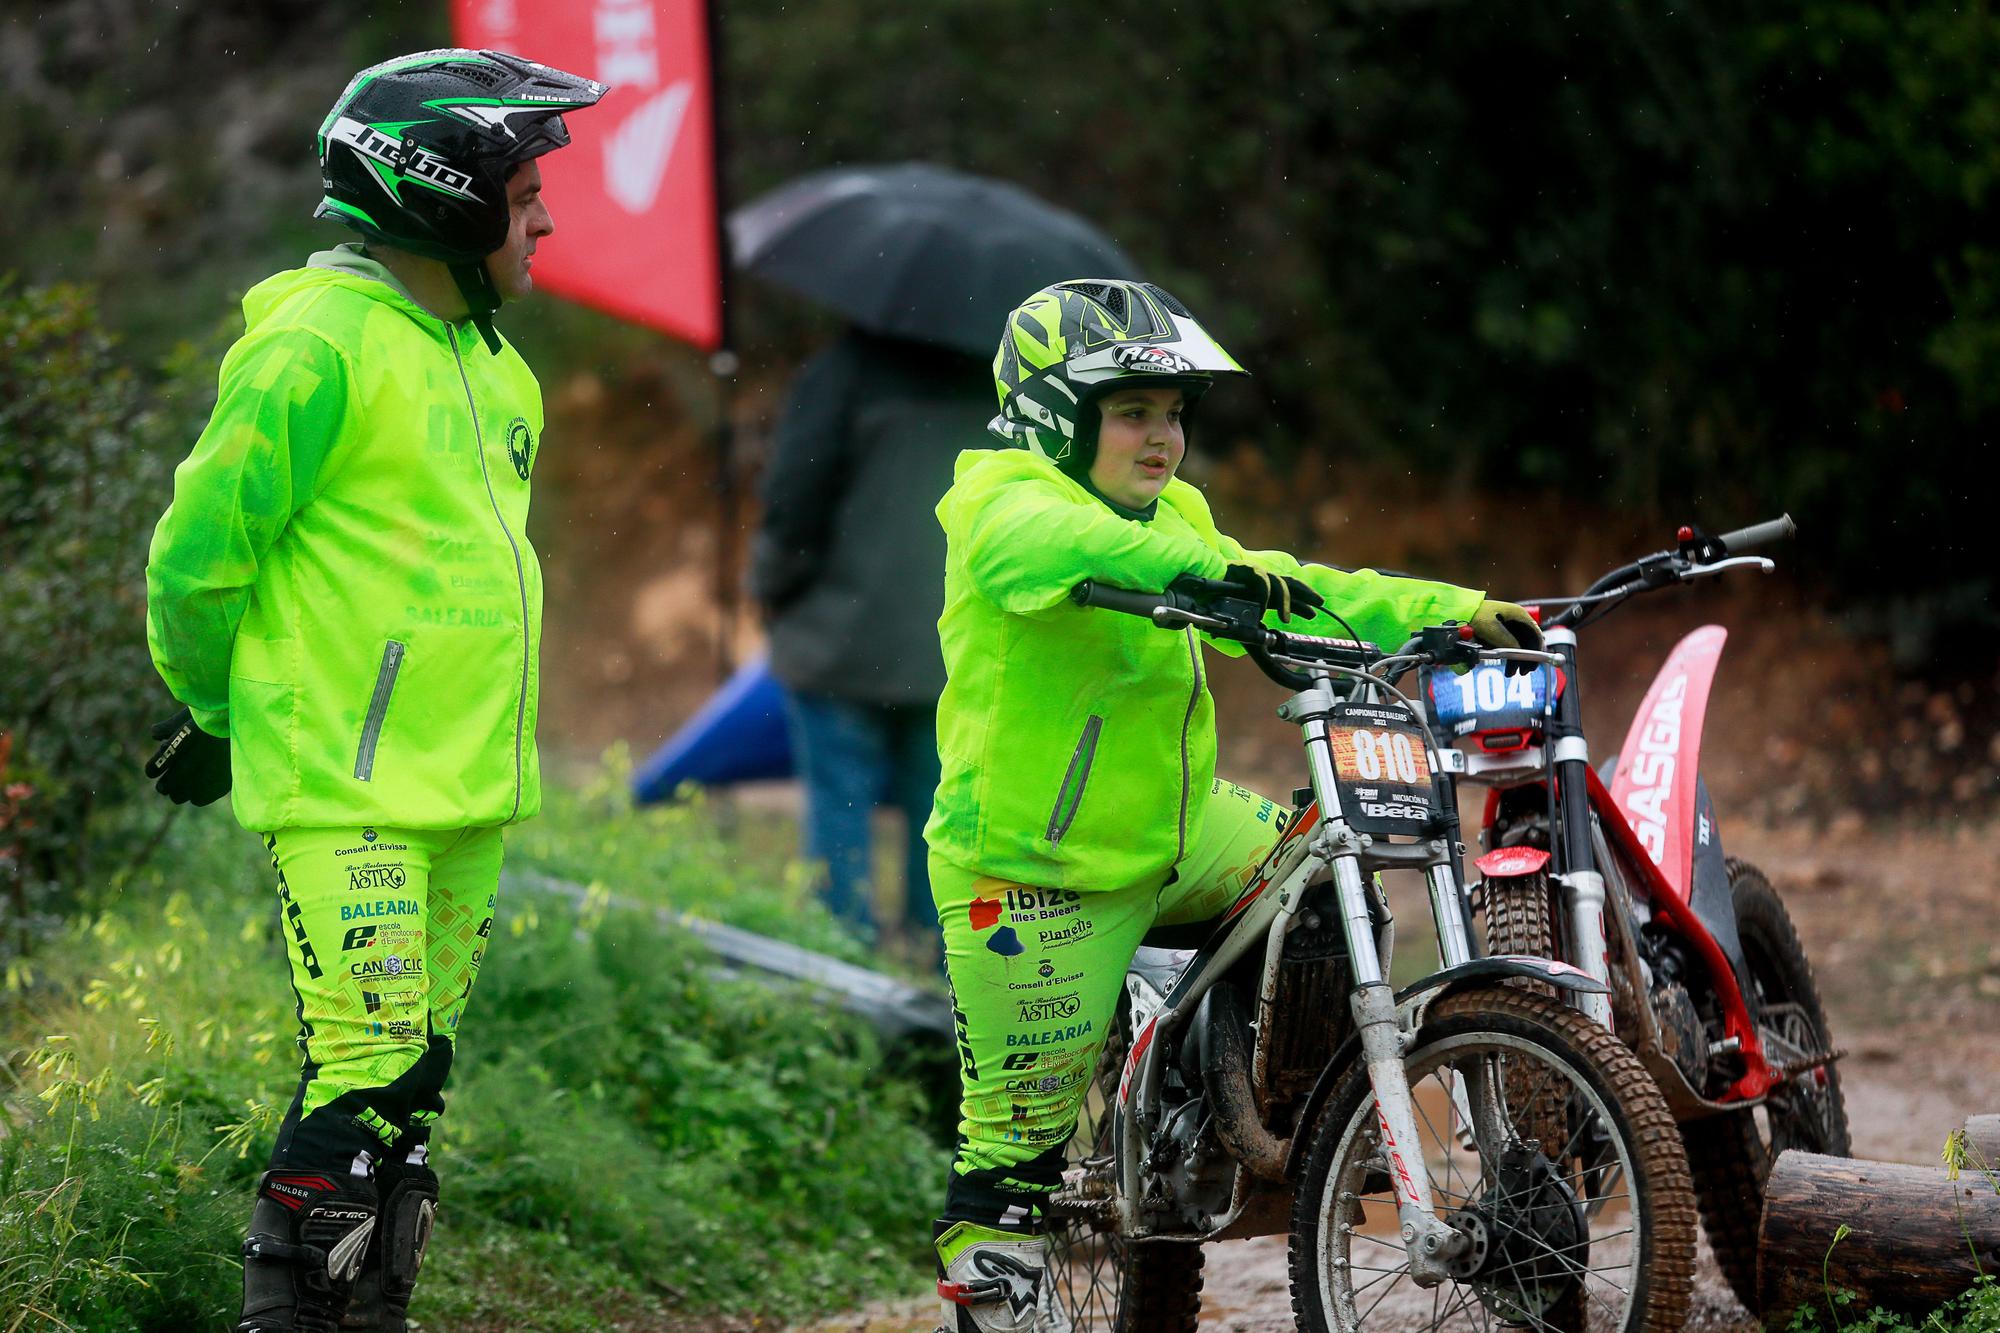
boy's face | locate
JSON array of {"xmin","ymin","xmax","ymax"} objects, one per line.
[
  {"xmin": 485, "ymin": 161, "xmax": 554, "ymax": 303},
  {"xmin": 1090, "ymin": 386, "xmax": 1186, "ymax": 509}
]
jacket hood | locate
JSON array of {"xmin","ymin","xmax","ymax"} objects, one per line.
[{"xmin": 240, "ymin": 244, "xmax": 454, "ymax": 338}]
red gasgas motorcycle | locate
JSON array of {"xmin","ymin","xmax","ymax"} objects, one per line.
[{"xmin": 1416, "ymin": 516, "xmax": 1850, "ymax": 1310}]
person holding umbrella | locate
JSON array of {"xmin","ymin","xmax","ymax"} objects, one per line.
[
  {"xmin": 925, "ymin": 278, "xmax": 1545, "ymax": 1330},
  {"xmin": 736, "ymin": 165, "xmax": 1136, "ymax": 951}
]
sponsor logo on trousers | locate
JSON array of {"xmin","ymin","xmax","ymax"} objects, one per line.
[
  {"xmin": 350, "ymin": 956, "xmax": 425, "ymax": 980},
  {"xmin": 341, "ymin": 899, "xmax": 419, "ymax": 921},
  {"xmin": 1016, "ymin": 992, "xmax": 1081, "ymax": 1022},
  {"xmin": 1005, "ymin": 1020, "xmax": 1093, "ymax": 1049},
  {"xmin": 347, "ymin": 863, "xmax": 407, "ymax": 892}
]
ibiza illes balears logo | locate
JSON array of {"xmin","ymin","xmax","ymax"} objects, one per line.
[{"xmin": 506, "ymin": 417, "xmax": 534, "ymax": 480}]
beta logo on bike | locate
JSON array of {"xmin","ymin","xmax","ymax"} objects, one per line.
[{"xmin": 968, "ymin": 894, "xmax": 1024, "ymax": 956}]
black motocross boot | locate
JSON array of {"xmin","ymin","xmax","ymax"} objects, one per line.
[
  {"xmin": 339, "ymin": 1157, "xmax": 439, "ymax": 1331},
  {"xmin": 238, "ymin": 1169, "xmax": 380, "ymax": 1332}
]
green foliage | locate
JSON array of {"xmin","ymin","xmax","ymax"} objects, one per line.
[
  {"xmin": 1785, "ymin": 1275, "xmax": 2000, "ymax": 1333},
  {"xmin": 0, "ymin": 279, "xmax": 217, "ymax": 949},
  {"xmin": 721, "ymin": 0, "xmax": 2000, "ymax": 643},
  {"xmin": 0, "ymin": 795, "xmax": 946, "ymax": 1329}
]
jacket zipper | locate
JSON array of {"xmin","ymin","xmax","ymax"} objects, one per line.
[
  {"xmin": 353, "ymin": 640, "xmax": 406, "ymax": 781},
  {"xmin": 1044, "ymin": 714, "xmax": 1106, "ymax": 844},
  {"xmin": 448, "ymin": 326, "xmax": 529, "ymax": 822},
  {"xmin": 1176, "ymin": 627, "xmax": 1201, "ymax": 860}
]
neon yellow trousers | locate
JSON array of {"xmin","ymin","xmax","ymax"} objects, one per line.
[{"xmin": 931, "ymin": 779, "xmax": 1285, "ymax": 1226}]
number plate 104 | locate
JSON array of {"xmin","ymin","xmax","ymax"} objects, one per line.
[{"xmin": 1325, "ymin": 703, "xmax": 1441, "ymax": 836}]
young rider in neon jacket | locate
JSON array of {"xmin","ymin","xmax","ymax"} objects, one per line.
[{"xmin": 926, "ymin": 279, "xmax": 1542, "ymax": 1332}]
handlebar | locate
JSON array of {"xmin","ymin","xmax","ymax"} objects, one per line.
[
  {"xmin": 1069, "ymin": 580, "xmax": 1545, "ymax": 692},
  {"xmin": 1534, "ymin": 514, "xmax": 1795, "ymax": 630},
  {"xmin": 1715, "ymin": 512, "xmax": 1795, "ymax": 554}
]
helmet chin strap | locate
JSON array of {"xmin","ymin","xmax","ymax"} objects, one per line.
[{"xmin": 448, "ymin": 259, "xmax": 504, "ymax": 354}]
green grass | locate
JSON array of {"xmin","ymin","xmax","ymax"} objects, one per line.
[{"xmin": 0, "ymin": 773, "xmax": 950, "ymax": 1331}]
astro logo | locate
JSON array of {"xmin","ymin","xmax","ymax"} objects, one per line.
[{"xmin": 968, "ymin": 894, "xmax": 1024, "ymax": 957}]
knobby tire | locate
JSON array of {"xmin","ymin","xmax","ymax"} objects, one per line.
[
  {"xmin": 1287, "ymin": 987, "xmax": 1696, "ymax": 1333},
  {"xmin": 1682, "ymin": 858, "xmax": 1851, "ymax": 1312}
]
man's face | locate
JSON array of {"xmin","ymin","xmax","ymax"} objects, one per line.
[
  {"xmin": 1089, "ymin": 386, "xmax": 1186, "ymax": 509},
  {"xmin": 485, "ymin": 161, "xmax": 553, "ymax": 303}
]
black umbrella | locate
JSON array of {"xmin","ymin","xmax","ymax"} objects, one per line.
[{"xmin": 728, "ymin": 162, "xmax": 1138, "ymax": 357}]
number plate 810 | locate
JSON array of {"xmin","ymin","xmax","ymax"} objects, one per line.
[{"xmin": 1325, "ymin": 702, "xmax": 1440, "ymax": 836}]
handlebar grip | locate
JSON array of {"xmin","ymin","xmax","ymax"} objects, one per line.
[
  {"xmin": 1715, "ymin": 513, "xmax": 1796, "ymax": 553},
  {"xmin": 1070, "ymin": 580, "xmax": 1175, "ymax": 618}
]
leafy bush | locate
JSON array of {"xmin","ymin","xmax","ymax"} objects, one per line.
[
  {"xmin": 0, "ymin": 794, "xmax": 947, "ymax": 1330},
  {"xmin": 0, "ymin": 278, "xmax": 217, "ymax": 954}
]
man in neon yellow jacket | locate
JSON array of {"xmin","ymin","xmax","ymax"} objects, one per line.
[
  {"xmin": 926, "ymin": 280, "xmax": 1544, "ymax": 1332},
  {"xmin": 143, "ymin": 50, "xmax": 603, "ymax": 1333}
]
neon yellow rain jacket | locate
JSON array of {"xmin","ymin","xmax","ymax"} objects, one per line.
[
  {"xmin": 924, "ymin": 449, "xmax": 1484, "ymax": 892},
  {"xmin": 146, "ymin": 246, "xmax": 544, "ymax": 832}
]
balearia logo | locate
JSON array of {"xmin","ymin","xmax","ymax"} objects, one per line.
[
  {"xmin": 340, "ymin": 899, "xmax": 420, "ymax": 922},
  {"xmin": 506, "ymin": 417, "xmax": 534, "ymax": 480}
]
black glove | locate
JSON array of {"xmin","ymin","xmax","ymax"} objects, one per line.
[
  {"xmin": 144, "ymin": 707, "xmax": 232, "ymax": 806},
  {"xmin": 1217, "ymin": 562, "xmax": 1325, "ymax": 623}
]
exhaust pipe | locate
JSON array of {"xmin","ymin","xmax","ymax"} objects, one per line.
[{"xmin": 1191, "ymin": 983, "xmax": 1291, "ymax": 1180}]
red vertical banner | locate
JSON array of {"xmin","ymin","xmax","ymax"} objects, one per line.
[{"xmin": 452, "ymin": 0, "xmax": 724, "ymax": 351}]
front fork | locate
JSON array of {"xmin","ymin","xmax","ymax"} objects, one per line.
[
  {"xmin": 1298, "ymin": 689, "xmax": 1470, "ymax": 1285},
  {"xmin": 1544, "ymin": 626, "xmax": 1615, "ymax": 1030}
]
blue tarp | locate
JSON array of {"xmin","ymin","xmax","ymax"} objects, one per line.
[{"xmin": 632, "ymin": 656, "xmax": 794, "ymax": 802}]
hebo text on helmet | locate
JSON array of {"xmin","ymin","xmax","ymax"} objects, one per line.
[
  {"xmin": 988, "ymin": 279, "xmax": 1247, "ymax": 476},
  {"xmin": 315, "ymin": 49, "xmax": 605, "ymax": 319}
]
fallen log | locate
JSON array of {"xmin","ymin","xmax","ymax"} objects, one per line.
[
  {"xmin": 1758, "ymin": 1149, "xmax": 2000, "ymax": 1322},
  {"xmin": 1964, "ymin": 1115, "xmax": 2000, "ymax": 1169}
]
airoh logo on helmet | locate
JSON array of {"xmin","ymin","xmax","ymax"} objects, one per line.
[{"xmin": 1112, "ymin": 345, "xmax": 1197, "ymax": 375}]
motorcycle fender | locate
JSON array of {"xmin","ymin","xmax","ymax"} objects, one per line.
[
  {"xmin": 1607, "ymin": 625, "xmax": 1727, "ymax": 905},
  {"xmin": 1278, "ymin": 961, "xmax": 1611, "ymax": 1179},
  {"xmin": 1475, "ymin": 846, "xmax": 1551, "ymax": 879}
]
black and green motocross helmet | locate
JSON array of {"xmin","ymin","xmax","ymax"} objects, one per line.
[
  {"xmin": 990, "ymin": 279, "xmax": 1247, "ymax": 477},
  {"xmin": 315, "ymin": 49, "xmax": 606, "ymax": 323}
]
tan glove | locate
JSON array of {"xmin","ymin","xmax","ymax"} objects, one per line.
[{"xmin": 1468, "ymin": 599, "xmax": 1544, "ymax": 675}]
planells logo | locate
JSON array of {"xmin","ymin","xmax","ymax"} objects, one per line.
[
  {"xmin": 967, "ymin": 894, "xmax": 1023, "ymax": 957},
  {"xmin": 506, "ymin": 417, "xmax": 535, "ymax": 480}
]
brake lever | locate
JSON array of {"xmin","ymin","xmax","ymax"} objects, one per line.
[
  {"xmin": 1679, "ymin": 556, "xmax": 1775, "ymax": 582},
  {"xmin": 1151, "ymin": 605, "xmax": 1234, "ymax": 632}
]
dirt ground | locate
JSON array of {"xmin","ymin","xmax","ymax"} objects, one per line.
[{"xmin": 783, "ymin": 816, "xmax": 2000, "ymax": 1333}]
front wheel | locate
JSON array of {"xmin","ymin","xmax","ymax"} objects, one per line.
[
  {"xmin": 1683, "ymin": 858, "xmax": 1851, "ymax": 1311},
  {"xmin": 1044, "ymin": 997, "xmax": 1204, "ymax": 1332},
  {"xmin": 1289, "ymin": 987, "xmax": 1696, "ymax": 1333}
]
